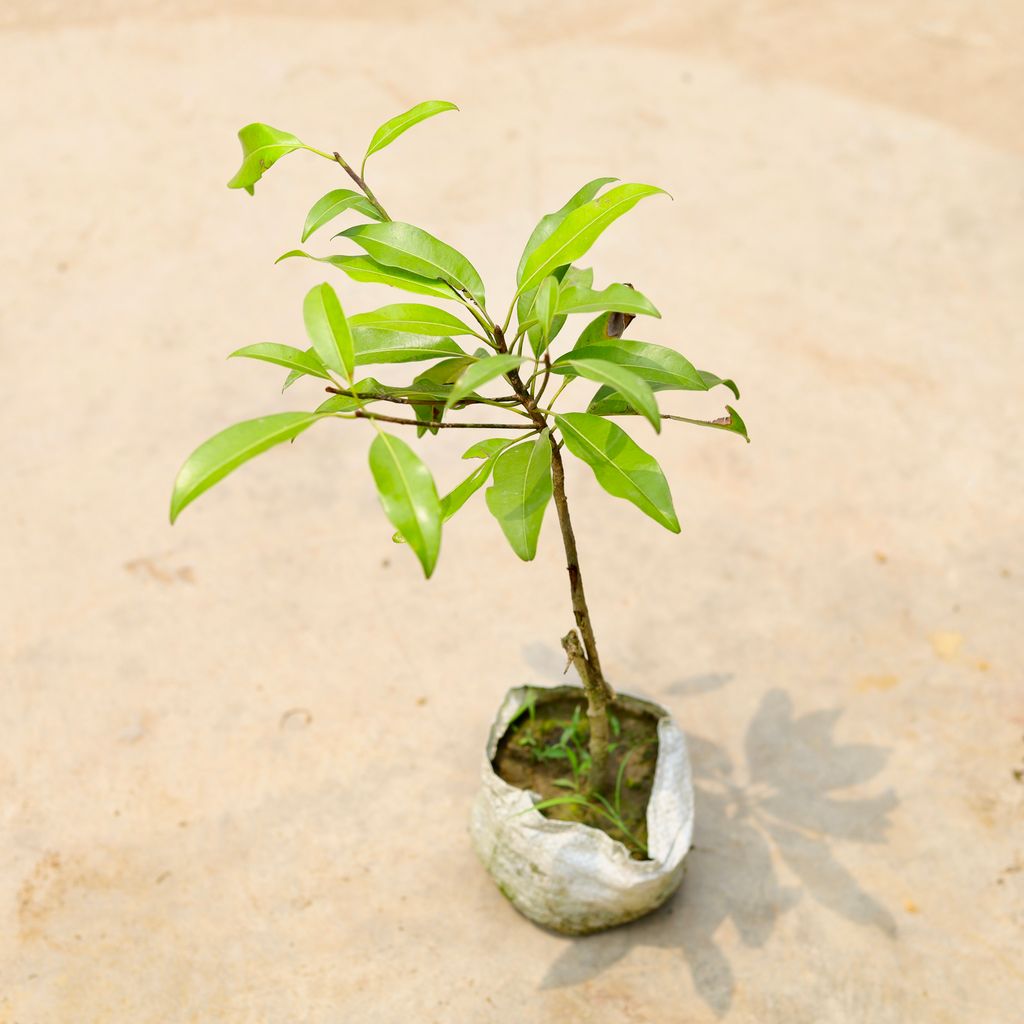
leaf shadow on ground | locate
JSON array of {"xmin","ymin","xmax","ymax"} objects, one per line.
[{"xmin": 538, "ymin": 686, "xmax": 899, "ymax": 1017}]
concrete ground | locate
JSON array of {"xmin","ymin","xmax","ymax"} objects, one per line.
[{"xmin": 2, "ymin": 2, "xmax": 1022, "ymax": 1021}]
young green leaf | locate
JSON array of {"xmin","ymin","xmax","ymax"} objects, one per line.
[
  {"xmin": 363, "ymin": 100, "xmax": 458, "ymax": 168},
  {"xmin": 485, "ymin": 433, "xmax": 553, "ymax": 561},
  {"xmin": 368, "ymin": 432, "xmax": 443, "ymax": 577},
  {"xmin": 440, "ymin": 437, "xmax": 522, "ymax": 521},
  {"xmin": 698, "ymin": 370, "xmax": 741, "ymax": 400},
  {"xmin": 531, "ymin": 276, "xmax": 560, "ymax": 353},
  {"xmin": 276, "ymin": 251, "xmax": 459, "ymax": 301},
  {"xmin": 517, "ymin": 178, "xmax": 617, "ymax": 285},
  {"xmin": 318, "ymin": 377, "xmax": 453, "ymax": 410},
  {"xmin": 462, "ymin": 437, "xmax": 523, "ymax": 461},
  {"xmin": 444, "ymin": 354, "xmax": 525, "ymax": 409},
  {"xmin": 301, "ymin": 189, "xmax": 383, "ymax": 241},
  {"xmin": 315, "ymin": 392, "xmax": 362, "ymax": 414},
  {"xmin": 229, "ymin": 343, "xmax": 330, "ymax": 379},
  {"xmin": 518, "ymin": 183, "xmax": 668, "ymax": 296},
  {"xmin": 575, "ymin": 309, "xmax": 635, "ymax": 346},
  {"xmin": 349, "ymin": 303, "xmax": 477, "ymax": 337},
  {"xmin": 411, "ymin": 401, "xmax": 442, "ymax": 438},
  {"xmin": 554, "ymin": 413, "xmax": 679, "ymax": 532},
  {"xmin": 170, "ymin": 412, "xmax": 325, "ymax": 523},
  {"xmin": 566, "ymin": 338, "xmax": 706, "ymax": 391},
  {"xmin": 590, "ymin": 394, "xmax": 748, "ymax": 441},
  {"xmin": 439, "ymin": 461, "xmax": 493, "ymax": 520},
  {"xmin": 227, "ymin": 124, "xmax": 305, "ymax": 195},
  {"xmin": 551, "ymin": 357, "xmax": 661, "ymax": 432},
  {"xmin": 668, "ymin": 405, "xmax": 750, "ymax": 442},
  {"xmin": 557, "ymin": 282, "xmax": 660, "ymax": 319},
  {"xmin": 353, "ymin": 329, "xmax": 468, "ymax": 365},
  {"xmin": 303, "ymin": 283, "xmax": 354, "ymax": 381},
  {"xmin": 518, "ymin": 265, "xmax": 593, "ymax": 355},
  {"xmin": 408, "ymin": 357, "xmax": 478, "ymax": 433},
  {"xmin": 338, "ymin": 222, "xmax": 486, "ymax": 308}
]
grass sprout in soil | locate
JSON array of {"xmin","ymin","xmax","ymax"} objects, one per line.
[{"xmin": 493, "ymin": 691, "xmax": 660, "ymax": 859}]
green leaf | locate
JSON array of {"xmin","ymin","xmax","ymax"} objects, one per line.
[
  {"xmin": 698, "ymin": 370, "xmax": 741, "ymax": 400},
  {"xmin": 407, "ymin": 357, "xmax": 476, "ymax": 433},
  {"xmin": 363, "ymin": 100, "xmax": 458, "ymax": 167},
  {"xmin": 227, "ymin": 124, "xmax": 305, "ymax": 194},
  {"xmin": 353, "ymin": 329, "xmax": 468, "ymax": 365},
  {"xmin": 315, "ymin": 392, "xmax": 362, "ymax": 414},
  {"xmin": 667, "ymin": 405, "xmax": 750, "ymax": 442},
  {"xmin": 485, "ymin": 432, "xmax": 553, "ymax": 560},
  {"xmin": 414, "ymin": 356, "xmax": 476, "ymax": 386},
  {"xmin": 551, "ymin": 357, "xmax": 661, "ymax": 432},
  {"xmin": 555, "ymin": 412, "xmax": 679, "ymax": 532},
  {"xmin": 280, "ymin": 348, "xmax": 320, "ymax": 392},
  {"xmin": 301, "ymin": 189, "xmax": 383, "ymax": 241},
  {"xmin": 516, "ymin": 266, "xmax": 567, "ymax": 356},
  {"xmin": 349, "ymin": 303, "xmax": 476, "ymax": 337},
  {"xmin": 516, "ymin": 261, "xmax": 596, "ymax": 359},
  {"xmin": 440, "ymin": 437, "xmax": 522, "ymax": 521},
  {"xmin": 338, "ymin": 222, "xmax": 486, "ymax": 308},
  {"xmin": 276, "ymin": 250, "xmax": 459, "ymax": 301},
  {"xmin": 567, "ymin": 338, "xmax": 707, "ymax": 391},
  {"xmin": 318, "ymin": 377, "xmax": 453, "ymax": 411},
  {"xmin": 518, "ymin": 183, "xmax": 668, "ymax": 296},
  {"xmin": 170, "ymin": 412, "xmax": 324, "ymax": 523},
  {"xmin": 368, "ymin": 432, "xmax": 442, "ymax": 578},
  {"xmin": 444, "ymin": 354, "xmax": 524, "ymax": 409},
  {"xmin": 557, "ymin": 282, "xmax": 660, "ymax": 319},
  {"xmin": 575, "ymin": 309, "xmax": 634, "ymax": 346},
  {"xmin": 229, "ymin": 343, "xmax": 330, "ymax": 379},
  {"xmin": 439, "ymin": 461, "xmax": 493, "ymax": 521},
  {"xmin": 592, "ymin": 395, "xmax": 748, "ymax": 441},
  {"xmin": 517, "ymin": 179, "xmax": 616, "ymax": 286},
  {"xmin": 531, "ymin": 276, "xmax": 560, "ymax": 354},
  {"xmin": 303, "ymin": 283, "xmax": 354, "ymax": 381},
  {"xmin": 462, "ymin": 437, "xmax": 521, "ymax": 460}
]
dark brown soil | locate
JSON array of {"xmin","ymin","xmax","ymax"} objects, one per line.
[{"xmin": 492, "ymin": 690, "xmax": 661, "ymax": 859}]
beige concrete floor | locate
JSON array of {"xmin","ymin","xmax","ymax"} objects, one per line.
[{"xmin": 2, "ymin": 2, "xmax": 1022, "ymax": 1021}]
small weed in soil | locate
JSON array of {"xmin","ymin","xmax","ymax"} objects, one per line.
[{"xmin": 493, "ymin": 692, "xmax": 660, "ymax": 859}]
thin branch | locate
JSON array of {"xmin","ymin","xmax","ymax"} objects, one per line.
[
  {"xmin": 534, "ymin": 351, "xmax": 553, "ymax": 403},
  {"xmin": 333, "ymin": 152, "xmax": 392, "ymax": 221},
  {"xmin": 351, "ymin": 409, "xmax": 537, "ymax": 431},
  {"xmin": 325, "ymin": 386, "xmax": 530, "ymax": 416}
]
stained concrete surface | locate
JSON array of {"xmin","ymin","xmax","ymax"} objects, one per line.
[{"xmin": 2, "ymin": 2, "xmax": 1022, "ymax": 1021}]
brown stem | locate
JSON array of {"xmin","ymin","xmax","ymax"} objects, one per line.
[
  {"xmin": 352, "ymin": 409, "xmax": 535, "ymax": 431},
  {"xmin": 494, "ymin": 325, "xmax": 615, "ymax": 791},
  {"xmin": 561, "ymin": 630, "xmax": 612, "ymax": 793},
  {"xmin": 325, "ymin": 386, "xmax": 519, "ymax": 408},
  {"xmin": 333, "ymin": 152, "xmax": 392, "ymax": 221}
]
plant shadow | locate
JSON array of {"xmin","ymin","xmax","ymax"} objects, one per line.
[{"xmin": 538, "ymin": 688, "xmax": 899, "ymax": 1016}]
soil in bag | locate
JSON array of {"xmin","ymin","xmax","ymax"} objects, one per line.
[{"xmin": 493, "ymin": 692, "xmax": 660, "ymax": 860}]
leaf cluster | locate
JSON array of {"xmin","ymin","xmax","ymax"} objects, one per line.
[{"xmin": 171, "ymin": 101, "xmax": 748, "ymax": 577}]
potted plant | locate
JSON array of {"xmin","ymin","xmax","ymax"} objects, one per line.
[{"xmin": 171, "ymin": 100, "xmax": 748, "ymax": 934}]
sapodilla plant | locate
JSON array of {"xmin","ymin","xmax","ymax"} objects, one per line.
[{"xmin": 170, "ymin": 100, "xmax": 748, "ymax": 796}]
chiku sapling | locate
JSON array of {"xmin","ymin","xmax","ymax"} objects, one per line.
[{"xmin": 170, "ymin": 99, "xmax": 748, "ymax": 837}]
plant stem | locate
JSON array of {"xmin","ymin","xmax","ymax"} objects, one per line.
[
  {"xmin": 493, "ymin": 324, "xmax": 615, "ymax": 793},
  {"xmin": 351, "ymin": 410, "xmax": 536, "ymax": 431},
  {"xmin": 333, "ymin": 152, "xmax": 392, "ymax": 222},
  {"xmin": 324, "ymin": 386, "xmax": 529, "ymax": 415},
  {"xmin": 551, "ymin": 451, "xmax": 615, "ymax": 794}
]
